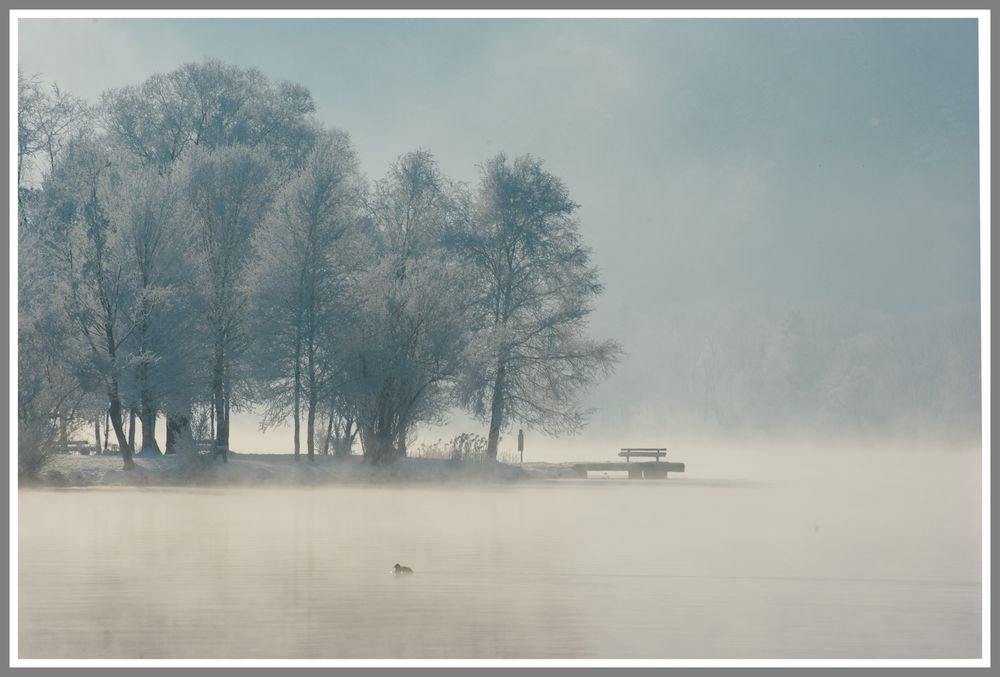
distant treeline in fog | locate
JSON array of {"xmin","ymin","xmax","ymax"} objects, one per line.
[{"xmin": 593, "ymin": 301, "xmax": 980, "ymax": 444}]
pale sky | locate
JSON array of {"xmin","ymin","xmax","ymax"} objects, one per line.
[{"xmin": 18, "ymin": 17, "xmax": 982, "ymax": 455}]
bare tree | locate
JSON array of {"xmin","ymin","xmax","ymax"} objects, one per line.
[
  {"xmin": 102, "ymin": 60, "xmax": 319, "ymax": 450},
  {"xmin": 105, "ymin": 162, "xmax": 189, "ymax": 454},
  {"xmin": 18, "ymin": 70, "xmax": 90, "ymax": 187},
  {"xmin": 454, "ymin": 154, "xmax": 621, "ymax": 459},
  {"xmin": 351, "ymin": 151, "xmax": 473, "ymax": 465},
  {"xmin": 250, "ymin": 129, "xmax": 364, "ymax": 460},
  {"xmin": 17, "ymin": 201, "xmax": 87, "ymax": 477},
  {"xmin": 39, "ymin": 134, "xmax": 138, "ymax": 469},
  {"xmin": 185, "ymin": 145, "xmax": 278, "ymax": 460}
]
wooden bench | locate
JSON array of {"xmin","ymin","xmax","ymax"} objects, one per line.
[
  {"xmin": 194, "ymin": 439, "xmax": 216, "ymax": 454},
  {"xmin": 618, "ymin": 448, "xmax": 667, "ymax": 462},
  {"xmin": 63, "ymin": 440, "xmax": 95, "ymax": 455}
]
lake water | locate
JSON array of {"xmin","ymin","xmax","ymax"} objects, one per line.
[{"xmin": 18, "ymin": 448, "xmax": 982, "ymax": 659}]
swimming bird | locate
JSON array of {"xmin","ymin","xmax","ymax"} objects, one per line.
[{"xmin": 392, "ymin": 563, "xmax": 413, "ymax": 575}]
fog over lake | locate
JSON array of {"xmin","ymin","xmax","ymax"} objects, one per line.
[
  {"xmin": 16, "ymin": 14, "xmax": 984, "ymax": 663},
  {"xmin": 19, "ymin": 446, "xmax": 981, "ymax": 659}
]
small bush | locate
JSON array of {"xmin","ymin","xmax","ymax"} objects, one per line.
[
  {"xmin": 411, "ymin": 438, "xmax": 449, "ymax": 460},
  {"xmin": 449, "ymin": 433, "xmax": 488, "ymax": 463},
  {"xmin": 412, "ymin": 433, "xmax": 518, "ymax": 465},
  {"xmin": 18, "ymin": 418, "xmax": 57, "ymax": 481}
]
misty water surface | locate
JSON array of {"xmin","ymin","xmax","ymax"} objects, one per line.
[{"xmin": 19, "ymin": 448, "xmax": 981, "ymax": 659}]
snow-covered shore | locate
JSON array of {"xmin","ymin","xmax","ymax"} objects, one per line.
[{"xmin": 23, "ymin": 451, "xmax": 560, "ymax": 488}]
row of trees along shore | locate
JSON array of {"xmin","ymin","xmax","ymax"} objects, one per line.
[{"xmin": 18, "ymin": 60, "xmax": 622, "ymax": 475}]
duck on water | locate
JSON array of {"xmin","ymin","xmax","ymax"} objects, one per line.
[{"xmin": 392, "ymin": 563, "xmax": 413, "ymax": 575}]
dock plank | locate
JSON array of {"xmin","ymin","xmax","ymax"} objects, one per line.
[{"xmin": 571, "ymin": 461, "xmax": 685, "ymax": 479}]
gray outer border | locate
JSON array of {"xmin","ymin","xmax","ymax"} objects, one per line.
[
  {"xmin": 1, "ymin": 1, "xmax": 998, "ymax": 9},
  {"xmin": 3, "ymin": 1, "xmax": 992, "ymax": 676}
]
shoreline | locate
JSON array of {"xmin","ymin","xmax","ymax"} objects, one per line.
[{"xmin": 21, "ymin": 452, "xmax": 585, "ymax": 489}]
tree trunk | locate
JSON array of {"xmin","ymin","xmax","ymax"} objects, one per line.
[
  {"xmin": 371, "ymin": 437, "xmax": 395, "ymax": 465},
  {"xmin": 100, "ymin": 313, "xmax": 133, "ymax": 467},
  {"xmin": 213, "ymin": 348, "xmax": 228, "ymax": 462},
  {"xmin": 393, "ymin": 426, "xmax": 409, "ymax": 458},
  {"xmin": 108, "ymin": 380, "xmax": 134, "ymax": 470},
  {"xmin": 362, "ymin": 427, "xmax": 375, "ymax": 462},
  {"xmin": 321, "ymin": 414, "xmax": 335, "ymax": 456},
  {"xmin": 293, "ymin": 348, "xmax": 301, "ymax": 461},
  {"xmin": 140, "ymin": 400, "xmax": 159, "ymax": 454},
  {"xmin": 165, "ymin": 413, "xmax": 193, "ymax": 455},
  {"xmin": 137, "ymin": 306, "xmax": 159, "ymax": 454},
  {"xmin": 292, "ymin": 278, "xmax": 304, "ymax": 461},
  {"xmin": 306, "ymin": 319, "xmax": 317, "ymax": 460},
  {"xmin": 214, "ymin": 388, "xmax": 227, "ymax": 461},
  {"xmin": 167, "ymin": 411, "xmax": 199, "ymax": 471},
  {"xmin": 485, "ymin": 362, "xmax": 506, "ymax": 460},
  {"xmin": 127, "ymin": 409, "xmax": 136, "ymax": 452},
  {"xmin": 165, "ymin": 415, "xmax": 176, "ymax": 454},
  {"xmin": 306, "ymin": 392, "xmax": 316, "ymax": 462},
  {"xmin": 89, "ymin": 416, "xmax": 99, "ymax": 456},
  {"xmin": 344, "ymin": 419, "xmax": 356, "ymax": 457},
  {"xmin": 361, "ymin": 423, "xmax": 396, "ymax": 465},
  {"xmin": 371, "ymin": 399, "xmax": 400, "ymax": 465},
  {"xmin": 58, "ymin": 414, "xmax": 68, "ymax": 453}
]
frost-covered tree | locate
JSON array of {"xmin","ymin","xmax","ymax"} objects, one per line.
[
  {"xmin": 453, "ymin": 154, "xmax": 621, "ymax": 459},
  {"xmin": 102, "ymin": 59, "xmax": 316, "ymax": 174},
  {"xmin": 18, "ymin": 75, "xmax": 92, "ymax": 470},
  {"xmin": 185, "ymin": 145, "xmax": 278, "ymax": 459},
  {"xmin": 105, "ymin": 162, "xmax": 191, "ymax": 454},
  {"xmin": 250, "ymin": 129, "xmax": 364, "ymax": 460},
  {"xmin": 349, "ymin": 151, "xmax": 473, "ymax": 464},
  {"xmin": 18, "ymin": 70, "xmax": 90, "ymax": 187},
  {"xmin": 18, "ymin": 194, "xmax": 88, "ymax": 477},
  {"xmin": 37, "ymin": 133, "xmax": 139, "ymax": 469},
  {"xmin": 101, "ymin": 60, "xmax": 318, "ymax": 457},
  {"xmin": 157, "ymin": 289, "xmax": 211, "ymax": 457}
]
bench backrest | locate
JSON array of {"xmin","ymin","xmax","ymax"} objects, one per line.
[{"xmin": 618, "ymin": 448, "xmax": 667, "ymax": 459}]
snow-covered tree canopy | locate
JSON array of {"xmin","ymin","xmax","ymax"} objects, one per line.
[{"xmin": 102, "ymin": 59, "xmax": 317, "ymax": 172}]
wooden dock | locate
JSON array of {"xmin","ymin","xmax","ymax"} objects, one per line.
[{"xmin": 571, "ymin": 461, "xmax": 685, "ymax": 479}]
